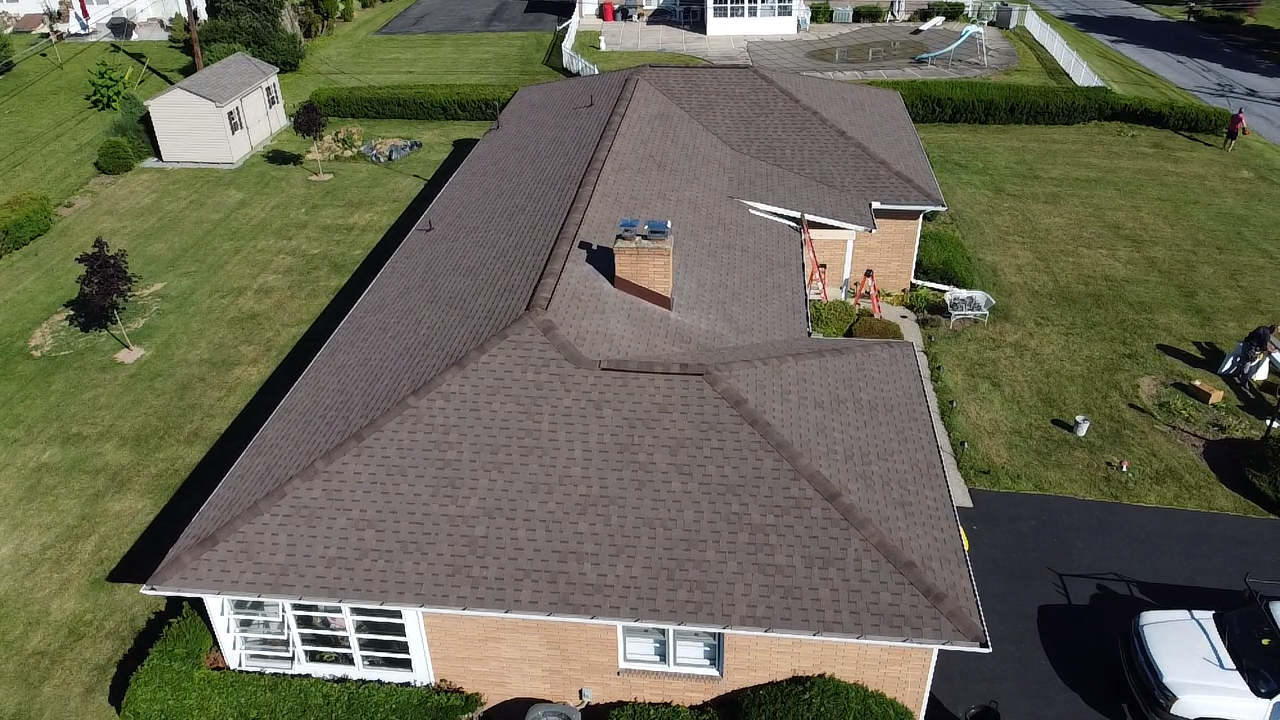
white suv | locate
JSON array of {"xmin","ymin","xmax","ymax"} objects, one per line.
[{"xmin": 1123, "ymin": 595, "xmax": 1280, "ymax": 720}]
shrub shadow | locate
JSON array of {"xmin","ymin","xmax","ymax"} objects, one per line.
[{"xmin": 105, "ymin": 138, "xmax": 479, "ymax": 586}]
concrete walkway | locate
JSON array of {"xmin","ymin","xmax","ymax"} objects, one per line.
[{"xmin": 1032, "ymin": 0, "xmax": 1280, "ymax": 142}]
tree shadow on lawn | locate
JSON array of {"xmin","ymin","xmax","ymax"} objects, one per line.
[
  {"xmin": 105, "ymin": 138, "xmax": 480, "ymax": 592},
  {"xmin": 262, "ymin": 148, "xmax": 306, "ymax": 168}
]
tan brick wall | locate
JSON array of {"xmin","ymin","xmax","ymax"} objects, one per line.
[
  {"xmin": 614, "ymin": 241, "xmax": 673, "ymax": 298},
  {"xmin": 805, "ymin": 238, "xmax": 850, "ymax": 291},
  {"xmin": 422, "ymin": 614, "xmax": 934, "ymax": 716},
  {"xmin": 850, "ymin": 210, "xmax": 923, "ymax": 293}
]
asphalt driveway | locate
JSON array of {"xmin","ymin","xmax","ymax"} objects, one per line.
[
  {"xmin": 928, "ymin": 490, "xmax": 1280, "ymax": 720},
  {"xmin": 378, "ymin": 0, "xmax": 573, "ymax": 34},
  {"xmin": 1032, "ymin": 0, "xmax": 1280, "ymax": 143}
]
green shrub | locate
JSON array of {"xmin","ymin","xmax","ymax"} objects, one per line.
[
  {"xmin": 96, "ymin": 137, "xmax": 137, "ymax": 175},
  {"xmin": 0, "ymin": 29, "xmax": 13, "ymax": 74},
  {"xmin": 928, "ymin": 1, "xmax": 966, "ymax": 19},
  {"xmin": 107, "ymin": 92, "xmax": 156, "ymax": 160},
  {"xmin": 200, "ymin": 18, "xmax": 305, "ymax": 72},
  {"xmin": 341, "ymin": 0, "xmax": 355, "ymax": 21},
  {"xmin": 86, "ymin": 60, "xmax": 131, "ymax": 111},
  {"xmin": 738, "ymin": 675, "xmax": 914, "ymax": 720},
  {"xmin": 916, "ymin": 225, "xmax": 977, "ymax": 289},
  {"xmin": 309, "ymin": 83, "xmax": 519, "ymax": 120},
  {"xmin": 0, "ymin": 192, "xmax": 56, "ymax": 258},
  {"xmin": 809, "ymin": 299, "xmax": 859, "ymax": 338},
  {"xmin": 608, "ymin": 702, "xmax": 718, "ymax": 720},
  {"xmin": 853, "ymin": 4, "xmax": 888, "ymax": 21},
  {"xmin": 870, "ymin": 80, "xmax": 1230, "ymax": 133},
  {"xmin": 1198, "ymin": 7, "xmax": 1249, "ymax": 25},
  {"xmin": 203, "ymin": 41, "xmax": 249, "ymax": 66},
  {"xmin": 851, "ymin": 314, "xmax": 905, "ymax": 339},
  {"xmin": 809, "ymin": 1, "xmax": 834, "ymax": 22},
  {"xmin": 168, "ymin": 12, "xmax": 189, "ymax": 44},
  {"xmin": 1247, "ymin": 435, "xmax": 1280, "ymax": 506},
  {"xmin": 122, "ymin": 604, "xmax": 484, "ymax": 720},
  {"xmin": 359, "ymin": 0, "xmax": 377, "ymax": 8}
]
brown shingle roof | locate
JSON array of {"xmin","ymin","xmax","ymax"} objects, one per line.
[{"xmin": 147, "ymin": 67, "xmax": 982, "ymax": 646}]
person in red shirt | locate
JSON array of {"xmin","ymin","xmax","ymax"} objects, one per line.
[{"xmin": 1225, "ymin": 107, "xmax": 1248, "ymax": 152}]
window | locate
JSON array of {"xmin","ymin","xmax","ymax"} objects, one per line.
[
  {"xmin": 266, "ymin": 82, "xmax": 280, "ymax": 109},
  {"xmin": 227, "ymin": 107, "xmax": 243, "ymax": 134},
  {"xmin": 728, "ymin": 0, "xmax": 744, "ymax": 17},
  {"xmin": 712, "ymin": 0, "xmax": 790, "ymax": 18},
  {"xmin": 620, "ymin": 626, "xmax": 722, "ymax": 675},
  {"xmin": 216, "ymin": 599, "xmax": 418, "ymax": 676}
]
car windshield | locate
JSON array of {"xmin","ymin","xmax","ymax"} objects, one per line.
[{"xmin": 1215, "ymin": 601, "xmax": 1280, "ymax": 698}]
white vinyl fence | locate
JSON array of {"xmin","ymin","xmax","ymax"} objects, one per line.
[
  {"xmin": 1009, "ymin": 4, "xmax": 1106, "ymax": 87},
  {"xmin": 558, "ymin": 16, "xmax": 601, "ymax": 76}
]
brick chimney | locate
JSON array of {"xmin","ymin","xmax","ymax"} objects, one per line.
[{"xmin": 613, "ymin": 232, "xmax": 673, "ymax": 310}]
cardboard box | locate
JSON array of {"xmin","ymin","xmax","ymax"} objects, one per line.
[{"xmin": 1189, "ymin": 379, "xmax": 1225, "ymax": 405}]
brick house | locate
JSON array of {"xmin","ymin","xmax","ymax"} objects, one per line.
[{"xmin": 142, "ymin": 67, "xmax": 985, "ymax": 717}]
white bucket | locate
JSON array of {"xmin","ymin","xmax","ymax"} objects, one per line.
[{"xmin": 1074, "ymin": 415, "xmax": 1091, "ymax": 437}]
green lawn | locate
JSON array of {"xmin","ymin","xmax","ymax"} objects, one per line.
[
  {"xmin": 0, "ymin": 120, "xmax": 488, "ymax": 720},
  {"xmin": 0, "ymin": 39, "xmax": 190, "ymax": 202},
  {"xmin": 572, "ymin": 29, "xmax": 709, "ymax": 71},
  {"xmin": 1032, "ymin": 6, "xmax": 1198, "ymax": 101},
  {"xmin": 988, "ymin": 26, "xmax": 1073, "ymax": 86},
  {"xmin": 918, "ymin": 122, "xmax": 1280, "ymax": 515}
]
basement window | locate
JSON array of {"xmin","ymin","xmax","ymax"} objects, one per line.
[{"xmin": 619, "ymin": 625, "xmax": 722, "ymax": 675}]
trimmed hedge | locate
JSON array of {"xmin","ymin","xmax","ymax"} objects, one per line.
[
  {"xmin": 871, "ymin": 80, "xmax": 1230, "ymax": 132},
  {"xmin": 96, "ymin": 137, "xmax": 137, "ymax": 175},
  {"xmin": 853, "ymin": 4, "xmax": 888, "ymax": 22},
  {"xmin": 0, "ymin": 192, "xmax": 55, "ymax": 258},
  {"xmin": 916, "ymin": 225, "xmax": 978, "ymax": 289},
  {"xmin": 738, "ymin": 675, "xmax": 914, "ymax": 720},
  {"xmin": 309, "ymin": 83, "xmax": 519, "ymax": 121},
  {"xmin": 608, "ymin": 703, "xmax": 718, "ymax": 720},
  {"xmin": 851, "ymin": 314, "xmax": 905, "ymax": 340},
  {"xmin": 122, "ymin": 605, "xmax": 484, "ymax": 720},
  {"xmin": 810, "ymin": 299, "xmax": 860, "ymax": 338},
  {"xmin": 910, "ymin": 1, "xmax": 966, "ymax": 20}
]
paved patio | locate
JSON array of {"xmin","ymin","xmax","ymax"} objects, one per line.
[{"xmin": 586, "ymin": 18, "xmax": 1016, "ymax": 78}]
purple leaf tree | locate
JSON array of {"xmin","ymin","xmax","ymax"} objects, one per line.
[{"xmin": 64, "ymin": 237, "xmax": 139, "ymax": 348}]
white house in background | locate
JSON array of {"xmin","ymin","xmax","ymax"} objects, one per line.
[
  {"xmin": 577, "ymin": 0, "xmax": 804, "ymax": 36},
  {"xmin": 4, "ymin": 0, "xmax": 207, "ymax": 33},
  {"xmin": 145, "ymin": 53, "xmax": 287, "ymax": 165}
]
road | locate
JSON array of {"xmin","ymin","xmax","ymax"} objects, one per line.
[
  {"xmin": 927, "ymin": 490, "xmax": 1280, "ymax": 720},
  {"xmin": 1031, "ymin": 0, "xmax": 1280, "ymax": 142}
]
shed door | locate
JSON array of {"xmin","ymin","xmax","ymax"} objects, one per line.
[{"xmin": 243, "ymin": 88, "xmax": 271, "ymax": 147}]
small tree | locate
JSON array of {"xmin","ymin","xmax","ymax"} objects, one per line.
[
  {"xmin": 65, "ymin": 237, "xmax": 139, "ymax": 348},
  {"xmin": 85, "ymin": 60, "xmax": 133, "ymax": 111},
  {"xmin": 0, "ymin": 28, "xmax": 13, "ymax": 74},
  {"xmin": 292, "ymin": 100, "xmax": 328, "ymax": 177}
]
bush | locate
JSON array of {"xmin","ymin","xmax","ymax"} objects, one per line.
[
  {"xmin": 168, "ymin": 12, "xmax": 189, "ymax": 44},
  {"xmin": 809, "ymin": 1, "xmax": 834, "ymax": 22},
  {"xmin": 122, "ymin": 604, "xmax": 485, "ymax": 720},
  {"xmin": 916, "ymin": 225, "xmax": 977, "ymax": 289},
  {"xmin": 870, "ymin": 80, "xmax": 1231, "ymax": 133},
  {"xmin": 608, "ymin": 703, "xmax": 718, "ymax": 720},
  {"xmin": 360, "ymin": 0, "xmax": 377, "ymax": 7},
  {"xmin": 0, "ymin": 29, "xmax": 13, "ymax": 74},
  {"xmin": 1247, "ymin": 436, "xmax": 1280, "ymax": 506},
  {"xmin": 851, "ymin": 314, "xmax": 905, "ymax": 339},
  {"xmin": 1197, "ymin": 7, "xmax": 1248, "ymax": 25},
  {"xmin": 86, "ymin": 60, "xmax": 131, "ymax": 111},
  {"xmin": 0, "ymin": 192, "xmax": 56, "ymax": 258},
  {"xmin": 738, "ymin": 675, "xmax": 914, "ymax": 720},
  {"xmin": 809, "ymin": 299, "xmax": 859, "ymax": 338},
  {"xmin": 203, "ymin": 41, "xmax": 249, "ymax": 65},
  {"xmin": 341, "ymin": 0, "xmax": 355, "ymax": 21},
  {"xmin": 909, "ymin": 1, "xmax": 965, "ymax": 20},
  {"xmin": 853, "ymin": 4, "xmax": 888, "ymax": 21},
  {"xmin": 96, "ymin": 137, "xmax": 137, "ymax": 175},
  {"xmin": 200, "ymin": 17, "xmax": 305, "ymax": 72},
  {"xmin": 108, "ymin": 92, "xmax": 156, "ymax": 160},
  {"xmin": 309, "ymin": 83, "xmax": 519, "ymax": 120}
]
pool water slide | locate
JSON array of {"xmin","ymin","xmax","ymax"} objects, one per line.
[{"xmin": 914, "ymin": 23, "xmax": 984, "ymax": 62}]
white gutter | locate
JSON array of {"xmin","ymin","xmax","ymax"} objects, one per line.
[
  {"xmin": 738, "ymin": 199, "xmax": 868, "ymax": 232},
  {"xmin": 912, "ymin": 278, "xmax": 955, "ymax": 292},
  {"xmin": 871, "ymin": 201, "xmax": 948, "ymax": 212}
]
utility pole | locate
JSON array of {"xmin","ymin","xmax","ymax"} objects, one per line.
[{"xmin": 185, "ymin": 0, "xmax": 203, "ymax": 71}]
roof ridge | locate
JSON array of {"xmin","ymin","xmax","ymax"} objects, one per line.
[
  {"xmin": 703, "ymin": 368, "xmax": 987, "ymax": 644},
  {"xmin": 749, "ymin": 68, "xmax": 943, "ymax": 206},
  {"xmin": 147, "ymin": 314, "xmax": 537, "ymax": 588},
  {"xmin": 529, "ymin": 71, "xmax": 641, "ymax": 312}
]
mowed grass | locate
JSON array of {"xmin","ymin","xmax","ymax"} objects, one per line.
[
  {"xmin": 988, "ymin": 26, "xmax": 1073, "ymax": 86},
  {"xmin": 0, "ymin": 38, "xmax": 190, "ymax": 201},
  {"xmin": 0, "ymin": 120, "xmax": 488, "ymax": 720},
  {"xmin": 573, "ymin": 29, "xmax": 709, "ymax": 71},
  {"xmin": 281, "ymin": 0, "xmax": 562, "ymax": 101},
  {"xmin": 918, "ymin": 123, "xmax": 1280, "ymax": 515},
  {"xmin": 1032, "ymin": 6, "xmax": 1199, "ymax": 101}
]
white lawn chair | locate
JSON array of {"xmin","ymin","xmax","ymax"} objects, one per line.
[{"xmin": 944, "ymin": 289, "xmax": 994, "ymax": 329}]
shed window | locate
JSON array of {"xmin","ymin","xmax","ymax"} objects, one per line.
[
  {"xmin": 619, "ymin": 625, "xmax": 722, "ymax": 675},
  {"xmin": 227, "ymin": 107, "xmax": 243, "ymax": 134},
  {"xmin": 266, "ymin": 82, "xmax": 280, "ymax": 109}
]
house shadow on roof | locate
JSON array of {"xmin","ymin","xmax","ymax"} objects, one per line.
[
  {"xmin": 577, "ymin": 240, "xmax": 614, "ymax": 283},
  {"xmin": 104, "ymin": 138, "xmax": 480, "ymax": 588},
  {"xmin": 1037, "ymin": 571, "xmax": 1253, "ymax": 720}
]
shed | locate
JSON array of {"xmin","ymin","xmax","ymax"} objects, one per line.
[{"xmin": 145, "ymin": 53, "xmax": 287, "ymax": 165}]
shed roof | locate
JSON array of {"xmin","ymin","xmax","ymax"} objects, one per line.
[
  {"xmin": 146, "ymin": 67, "xmax": 981, "ymax": 647},
  {"xmin": 148, "ymin": 52, "xmax": 278, "ymax": 108}
]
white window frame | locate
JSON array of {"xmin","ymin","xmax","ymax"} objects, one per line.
[
  {"xmin": 617, "ymin": 625, "xmax": 723, "ymax": 676},
  {"xmin": 205, "ymin": 597, "xmax": 433, "ymax": 684}
]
